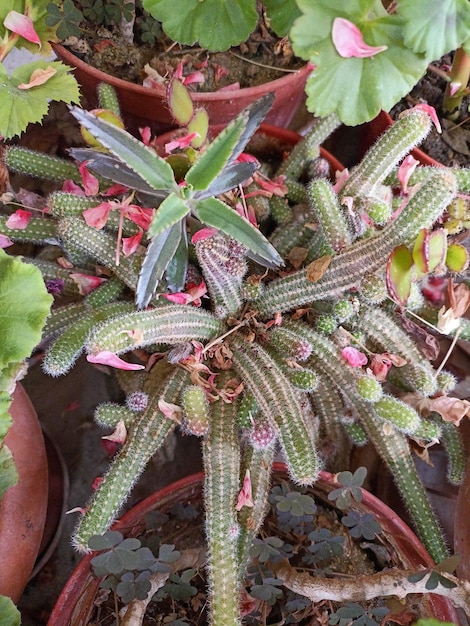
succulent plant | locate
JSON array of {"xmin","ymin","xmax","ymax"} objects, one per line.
[{"xmin": 2, "ymin": 88, "xmax": 470, "ymax": 625}]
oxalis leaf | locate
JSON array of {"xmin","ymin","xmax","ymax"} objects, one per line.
[
  {"xmin": 0, "ymin": 61, "xmax": 80, "ymax": 139},
  {"xmin": 194, "ymin": 197, "xmax": 283, "ymax": 268}
]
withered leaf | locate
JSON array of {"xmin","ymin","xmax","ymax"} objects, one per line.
[
  {"xmin": 306, "ymin": 255, "xmax": 332, "ymax": 282},
  {"xmin": 399, "ymin": 312, "xmax": 440, "ymax": 360}
]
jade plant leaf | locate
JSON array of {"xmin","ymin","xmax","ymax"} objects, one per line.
[
  {"xmin": 0, "ymin": 61, "xmax": 80, "ymax": 139},
  {"xmin": 194, "ymin": 197, "xmax": 284, "ymax": 268},
  {"xmin": 386, "ymin": 244, "xmax": 413, "ymax": 306},
  {"xmin": 290, "ymin": 0, "xmax": 428, "ymax": 125},
  {"xmin": 69, "ymin": 108, "xmax": 177, "ymax": 192},
  {"xmin": 141, "ymin": 0, "xmax": 258, "ymax": 52},
  {"xmin": 446, "ymin": 243, "xmax": 469, "ymax": 272},
  {"xmin": 399, "ymin": 0, "xmax": 470, "ymax": 60}
]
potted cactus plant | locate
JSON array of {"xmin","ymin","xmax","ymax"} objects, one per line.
[
  {"xmin": 47, "ymin": 0, "xmax": 310, "ymax": 133},
  {"xmin": 2, "ymin": 85, "xmax": 470, "ymax": 624},
  {"xmin": 46, "ymin": 465, "xmax": 462, "ymax": 625}
]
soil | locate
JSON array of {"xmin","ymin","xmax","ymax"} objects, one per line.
[
  {"xmin": 86, "ymin": 475, "xmax": 407, "ymax": 626},
  {"xmin": 389, "ymin": 54, "xmax": 470, "ymax": 167},
  {"xmin": 63, "ymin": 7, "xmax": 304, "ymax": 93}
]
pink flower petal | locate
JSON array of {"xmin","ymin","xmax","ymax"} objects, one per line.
[
  {"xmin": 341, "ymin": 346, "xmax": 368, "ymax": 367},
  {"xmin": 62, "ymin": 179, "xmax": 84, "ymax": 195},
  {"xmin": 70, "ymin": 273, "xmax": 105, "ymax": 295},
  {"xmin": 0, "ymin": 234, "xmax": 13, "ymax": 248},
  {"xmin": 87, "ymin": 351, "xmax": 145, "ymax": 370},
  {"xmin": 4, "ymin": 11, "xmax": 41, "ymax": 46},
  {"xmin": 104, "ymin": 183, "xmax": 129, "ymax": 196},
  {"xmin": 82, "ymin": 202, "xmax": 113, "ymax": 229},
  {"xmin": 408, "ymin": 104, "xmax": 442, "ymax": 134},
  {"xmin": 368, "ymin": 354, "xmax": 392, "ymax": 381},
  {"xmin": 161, "ymin": 292, "xmax": 193, "ymax": 305},
  {"xmin": 158, "ymin": 398, "xmax": 183, "ymax": 422},
  {"xmin": 102, "ymin": 420, "xmax": 127, "ymax": 444},
  {"xmin": 191, "ymin": 227, "xmax": 218, "ymax": 243},
  {"xmin": 332, "ymin": 18, "xmax": 387, "ymax": 58},
  {"xmin": 449, "ymin": 82, "xmax": 462, "ymax": 97},
  {"xmin": 235, "ymin": 470, "xmax": 254, "ymax": 511},
  {"xmin": 183, "ymin": 71, "xmax": 205, "ymax": 86},
  {"xmin": 397, "ymin": 154, "xmax": 419, "ymax": 195},
  {"xmin": 165, "ymin": 133, "xmax": 199, "ymax": 154},
  {"xmin": 124, "ymin": 205, "xmax": 154, "ymax": 230},
  {"xmin": 140, "ymin": 126, "xmax": 152, "ymax": 145},
  {"xmin": 79, "ymin": 161, "xmax": 100, "ymax": 196},
  {"xmin": 122, "ymin": 230, "xmax": 143, "ymax": 256},
  {"xmin": 5, "ymin": 209, "xmax": 32, "ymax": 229}
]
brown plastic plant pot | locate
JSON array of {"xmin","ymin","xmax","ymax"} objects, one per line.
[
  {"xmin": 0, "ymin": 383, "xmax": 48, "ymax": 603},
  {"xmin": 47, "ymin": 464, "xmax": 460, "ymax": 626},
  {"xmin": 52, "ymin": 43, "xmax": 312, "ymax": 136}
]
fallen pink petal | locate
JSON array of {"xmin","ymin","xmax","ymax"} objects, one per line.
[
  {"xmin": 165, "ymin": 133, "xmax": 199, "ymax": 154},
  {"xmin": 4, "ymin": 11, "xmax": 41, "ymax": 46},
  {"xmin": 192, "ymin": 227, "xmax": 218, "ymax": 243},
  {"xmin": 122, "ymin": 230, "xmax": 143, "ymax": 256},
  {"xmin": 70, "ymin": 273, "xmax": 106, "ymax": 295},
  {"xmin": 236, "ymin": 470, "xmax": 254, "ymax": 511},
  {"xmin": 158, "ymin": 398, "xmax": 183, "ymax": 422},
  {"xmin": 102, "ymin": 420, "xmax": 127, "ymax": 444},
  {"xmin": 79, "ymin": 162, "xmax": 100, "ymax": 196},
  {"xmin": 408, "ymin": 104, "xmax": 442, "ymax": 134},
  {"xmin": 0, "ymin": 234, "xmax": 14, "ymax": 248},
  {"xmin": 82, "ymin": 202, "xmax": 113, "ymax": 229},
  {"xmin": 369, "ymin": 354, "xmax": 392, "ymax": 381},
  {"xmin": 332, "ymin": 17, "xmax": 387, "ymax": 58},
  {"xmin": 397, "ymin": 154, "xmax": 419, "ymax": 194},
  {"xmin": 342, "ymin": 346, "xmax": 368, "ymax": 367},
  {"xmin": 5, "ymin": 209, "xmax": 32, "ymax": 229},
  {"xmin": 87, "ymin": 351, "xmax": 145, "ymax": 370},
  {"xmin": 18, "ymin": 66, "xmax": 57, "ymax": 90}
]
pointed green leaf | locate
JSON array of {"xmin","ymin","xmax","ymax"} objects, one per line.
[
  {"xmin": 386, "ymin": 244, "xmax": 413, "ymax": 305},
  {"xmin": 148, "ymin": 193, "xmax": 190, "ymax": 237},
  {"xmin": 165, "ymin": 227, "xmax": 189, "ymax": 292},
  {"xmin": 194, "ymin": 197, "xmax": 283, "ymax": 267},
  {"xmin": 136, "ymin": 222, "xmax": 183, "ymax": 308},
  {"xmin": 0, "ymin": 61, "xmax": 80, "ymax": 139},
  {"xmin": 184, "ymin": 113, "xmax": 248, "ymax": 191},
  {"xmin": 167, "ymin": 79, "xmax": 194, "ymax": 125},
  {"xmin": 195, "ymin": 162, "xmax": 258, "ymax": 199},
  {"xmin": 69, "ymin": 108, "xmax": 177, "ymax": 191},
  {"xmin": 185, "ymin": 93, "xmax": 273, "ymax": 190}
]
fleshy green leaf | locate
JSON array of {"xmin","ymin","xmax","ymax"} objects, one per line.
[
  {"xmin": 412, "ymin": 228, "xmax": 447, "ymax": 275},
  {"xmin": 0, "ymin": 61, "xmax": 80, "ymax": 139},
  {"xmin": 446, "ymin": 243, "xmax": 469, "ymax": 272},
  {"xmin": 136, "ymin": 222, "xmax": 183, "ymax": 308},
  {"xmin": 290, "ymin": 0, "xmax": 428, "ymax": 125},
  {"xmin": 400, "ymin": 0, "xmax": 470, "ymax": 60},
  {"xmin": 141, "ymin": 0, "xmax": 258, "ymax": 51},
  {"xmin": 194, "ymin": 197, "xmax": 283, "ymax": 267},
  {"xmin": 165, "ymin": 227, "xmax": 188, "ymax": 293},
  {"xmin": 386, "ymin": 244, "xmax": 413, "ymax": 305},
  {"xmin": 69, "ymin": 108, "xmax": 177, "ymax": 192},
  {"xmin": 167, "ymin": 79, "xmax": 194, "ymax": 126},
  {"xmin": 148, "ymin": 193, "xmax": 190, "ymax": 237}
]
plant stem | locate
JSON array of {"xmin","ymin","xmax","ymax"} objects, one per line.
[{"xmin": 442, "ymin": 47, "xmax": 470, "ymax": 120}]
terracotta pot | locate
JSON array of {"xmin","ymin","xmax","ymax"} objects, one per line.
[
  {"xmin": 0, "ymin": 383, "xmax": 48, "ymax": 603},
  {"xmin": 48, "ymin": 464, "xmax": 459, "ymax": 625},
  {"xmin": 53, "ymin": 43, "xmax": 311, "ymax": 136}
]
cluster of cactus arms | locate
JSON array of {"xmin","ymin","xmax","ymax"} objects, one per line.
[{"xmin": 3, "ymin": 86, "xmax": 470, "ymax": 624}]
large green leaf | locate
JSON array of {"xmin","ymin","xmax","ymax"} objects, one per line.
[
  {"xmin": 136, "ymin": 222, "xmax": 183, "ymax": 308},
  {"xmin": 141, "ymin": 0, "xmax": 257, "ymax": 51},
  {"xmin": 264, "ymin": 0, "xmax": 302, "ymax": 37},
  {"xmin": 194, "ymin": 197, "xmax": 283, "ymax": 267},
  {"xmin": 69, "ymin": 108, "xmax": 177, "ymax": 192},
  {"xmin": 0, "ymin": 61, "xmax": 80, "ymax": 139},
  {"xmin": 290, "ymin": 0, "xmax": 428, "ymax": 125},
  {"xmin": 0, "ymin": 250, "xmax": 52, "ymax": 373},
  {"xmin": 400, "ymin": 0, "xmax": 470, "ymax": 60},
  {"xmin": 147, "ymin": 193, "xmax": 190, "ymax": 237}
]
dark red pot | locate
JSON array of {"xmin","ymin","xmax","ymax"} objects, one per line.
[
  {"xmin": 53, "ymin": 43, "xmax": 311, "ymax": 135},
  {"xmin": 0, "ymin": 384, "xmax": 48, "ymax": 603},
  {"xmin": 47, "ymin": 465, "xmax": 460, "ymax": 625}
]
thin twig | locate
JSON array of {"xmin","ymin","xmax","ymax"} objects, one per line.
[{"xmin": 228, "ymin": 50, "xmax": 299, "ymax": 73}]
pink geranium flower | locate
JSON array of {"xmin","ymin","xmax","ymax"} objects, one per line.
[
  {"xmin": 332, "ymin": 18, "xmax": 387, "ymax": 59},
  {"xmin": 0, "ymin": 234, "xmax": 13, "ymax": 248}
]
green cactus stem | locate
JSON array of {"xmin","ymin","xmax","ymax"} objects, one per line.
[
  {"xmin": 373, "ymin": 395, "xmax": 422, "ymax": 435},
  {"xmin": 237, "ymin": 392, "xmax": 259, "ymax": 428},
  {"xmin": 98, "ymin": 82, "xmax": 122, "ymax": 117},
  {"xmin": 231, "ymin": 337, "xmax": 319, "ymax": 486},
  {"xmin": 57, "ymin": 217, "xmax": 140, "ymax": 289},
  {"xmin": 84, "ymin": 277, "xmax": 125, "ymax": 307},
  {"xmin": 42, "ymin": 302, "xmax": 85, "ymax": 339},
  {"xmin": 307, "ymin": 178, "xmax": 352, "ymax": 251},
  {"xmin": 0, "ymin": 215, "xmax": 58, "ymax": 245},
  {"xmin": 86, "ymin": 305, "xmax": 223, "ymax": 356},
  {"xmin": 73, "ymin": 367, "xmax": 188, "ymax": 552},
  {"xmin": 48, "ymin": 191, "xmax": 101, "ymax": 218},
  {"xmin": 256, "ymin": 169, "xmax": 456, "ymax": 317},
  {"xmin": 182, "ymin": 384, "xmax": 210, "ymax": 436},
  {"xmin": 3, "ymin": 145, "xmax": 82, "ymax": 184},
  {"xmin": 440, "ymin": 421, "xmax": 466, "ymax": 485},
  {"xmin": 268, "ymin": 211, "xmax": 317, "ymax": 257},
  {"xmin": 203, "ymin": 386, "xmax": 241, "ymax": 626},
  {"xmin": 94, "ymin": 403, "xmax": 137, "ymax": 428},
  {"xmin": 43, "ymin": 301, "xmax": 135, "ymax": 376}
]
